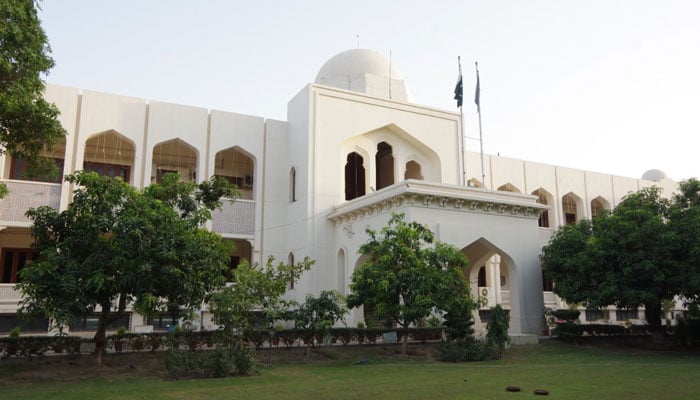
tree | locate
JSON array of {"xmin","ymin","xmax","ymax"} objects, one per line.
[
  {"xmin": 1, "ymin": 0, "xmax": 67, "ymax": 183},
  {"xmin": 486, "ymin": 304, "xmax": 510, "ymax": 358},
  {"xmin": 294, "ymin": 290, "xmax": 347, "ymax": 358},
  {"xmin": 542, "ymin": 187, "xmax": 688, "ymax": 334},
  {"xmin": 669, "ymin": 178, "xmax": 700, "ymax": 306},
  {"xmin": 347, "ymin": 213, "xmax": 475, "ymax": 354},
  {"xmin": 207, "ymin": 256, "xmax": 313, "ymax": 373},
  {"xmin": 19, "ymin": 171, "xmax": 237, "ymax": 364}
]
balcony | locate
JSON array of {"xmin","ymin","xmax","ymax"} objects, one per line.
[
  {"xmin": 0, "ymin": 180, "xmax": 61, "ymax": 225},
  {"xmin": 0, "ymin": 284, "xmax": 22, "ymax": 312},
  {"xmin": 211, "ymin": 199, "xmax": 255, "ymax": 236}
]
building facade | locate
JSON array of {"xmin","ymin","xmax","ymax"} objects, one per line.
[{"xmin": 0, "ymin": 49, "xmax": 680, "ymax": 337}]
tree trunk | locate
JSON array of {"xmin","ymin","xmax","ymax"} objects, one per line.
[
  {"xmin": 644, "ymin": 302, "xmax": 664, "ymax": 344},
  {"xmin": 401, "ymin": 329, "xmax": 408, "ymax": 355},
  {"xmin": 94, "ymin": 306, "xmax": 112, "ymax": 366}
]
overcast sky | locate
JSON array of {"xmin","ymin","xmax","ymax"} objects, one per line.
[{"xmin": 38, "ymin": 0, "xmax": 699, "ymax": 181}]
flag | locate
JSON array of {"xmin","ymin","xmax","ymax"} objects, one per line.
[
  {"xmin": 454, "ymin": 74, "xmax": 463, "ymax": 108},
  {"xmin": 474, "ymin": 68, "xmax": 481, "ymax": 108}
]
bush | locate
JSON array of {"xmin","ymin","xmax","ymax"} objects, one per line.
[
  {"xmin": 674, "ymin": 318, "xmax": 700, "ymax": 347},
  {"xmin": 437, "ymin": 338, "xmax": 497, "ymax": 362},
  {"xmin": 232, "ymin": 342, "xmax": 256, "ymax": 376},
  {"xmin": 552, "ymin": 309, "xmax": 581, "ymax": 323}
]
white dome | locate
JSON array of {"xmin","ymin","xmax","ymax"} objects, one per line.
[
  {"xmin": 315, "ymin": 49, "xmax": 410, "ymax": 101},
  {"xmin": 642, "ymin": 169, "xmax": 668, "ymax": 182}
]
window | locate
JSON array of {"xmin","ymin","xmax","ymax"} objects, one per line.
[
  {"xmin": 10, "ymin": 158, "xmax": 64, "ymax": 183},
  {"xmin": 147, "ymin": 313, "xmax": 179, "ymax": 331},
  {"xmin": 0, "ymin": 314, "xmax": 49, "ymax": 333},
  {"xmin": 70, "ymin": 314, "xmax": 129, "ymax": 332},
  {"xmin": 375, "ymin": 142, "xmax": 394, "ymax": 190},
  {"xmin": 344, "ymin": 152, "xmax": 365, "ymax": 200},
  {"xmin": 616, "ymin": 309, "xmax": 638, "ymax": 321},
  {"xmin": 477, "ymin": 266, "xmax": 487, "ymax": 287},
  {"xmin": 0, "ymin": 248, "xmax": 36, "ymax": 283},
  {"xmin": 585, "ymin": 309, "xmax": 605, "ymax": 321},
  {"xmin": 289, "ymin": 167, "xmax": 297, "ymax": 202},
  {"xmin": 288, "ymin": 253, "xmax": 295, "ymax": 289},
  {"xmin": 542, "ymin": 271, "xmax": 554, "ymax": 291},
  {"xmin": 84, "ymin": 161, "xmax": 130, "ymax": 181}
]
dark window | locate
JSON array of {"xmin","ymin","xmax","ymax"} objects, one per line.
[
  {"xmin": 147, "ymin": 313, "xmax": 179, "ymax": 331},
  {"xmin": 538, "ymin": 211, "xmax": 550, "ymax": 228},
  {"xmin": 585, "ymin": 309, "xmax": 605, "ymax": 321},
  {"xmin": 83, "ymin": 161, "xmax": 130, "ymax": 182},
  {"xmin": 616, "ymin": 309, "xmax": 638, "ymax": 321},
  {"xmin": 375, "ymin": 142, "xmax": 394, "ymax": 190},
  {"xmin": 477, "ymin": 266, "xmax": 487, "ymax": 287},
  {"xmin": 10, "ymin": 158, "xmax": 64, "ymax": 183},
  {"xmin": 223, "ymin": 256, "xmax": 241, "ymax": 282},
  {"xmin": 0, "ymin": 314, "xmax": 49, "ymax": 333},
  {"xmin": 0, "ymin": 249, "xmax": 36, "ymax": 283},
  {"xmin": 542, "ymin": 271, "xmax": 554, "ymax": 291},
  {"xmin": 565, "ymin": 213, "xmax": 576, "ymax": 225},
  {"xmin": 69, "ymin": 314, "xmax": 129, "ymax": 332},
  {"xmin": 344, "ymin": 152, "xmax": 365, "ymax": 200}
]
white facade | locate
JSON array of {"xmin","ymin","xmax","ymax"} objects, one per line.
[{"xmin": 0, "ymin": 49, "xmax": 679, "ymax": 336}]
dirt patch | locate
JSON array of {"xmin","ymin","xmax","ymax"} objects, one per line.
[{"xmin": 0, "ymin": 343, "xmax": 440, "ymax": 383}]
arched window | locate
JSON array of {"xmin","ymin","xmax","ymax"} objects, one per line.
[
  {"xmin": 404, "ymin": 160, "xmax": 423, "ymax": 180},
  {"xmin": 375, "ymin": 142, "xmax": 394, "ymax": 190},
  {"xmin": 562, "ymin": 192, "xmax": 582, "ymax": 225},
  {"xmin": 337, "ymin": 249, "xmax": 346, "ymax": 293},
  {"xmin": 345, "ymin": 152, "xmax": 366, "ymax": 200},
  {"xmin": 532, "ymin": 188, "xmax": 553, "ymax": 228},
  {"xmin": 288, "ymin": 253, "xmax": 295, "ymax": 290},
  {"xmin": 289, "ymin": 167, "xmax": 297, "ymax": 203},
  {"xmin": 591, "ymin": 196, "xmax": 610, "ymax": 219},
  {"xmin": 477, "ymin": 266, "xmax": 487, "ymax": 287}
]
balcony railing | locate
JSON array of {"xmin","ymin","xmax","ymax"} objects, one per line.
[
  {"xmin": 0, "ymin": 284, "xmax": 22, "ymax": 304},
  {"xmin": 0, "ymin": 180, "xmax": 61, "ymax": 224},
  {"xmin": 501, "ymin": 290, "xmax": 511, "ymax": 305},
  {"xmin": 211, "ymin": 199, "xmax": 255, "ymax": 236}
]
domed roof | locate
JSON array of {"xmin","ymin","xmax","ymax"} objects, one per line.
[
  {"xmin": 642, "ymin": 169, "xmax": 668, "ymax": 182},
  {"xmin": 315, "ymin": 49, "xmax": 410, "ymax": 101}
]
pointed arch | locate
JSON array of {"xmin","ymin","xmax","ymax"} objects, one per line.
[
  {"xmin": 497, "ymin": 183, "xmax": 521, "ymax": 193},
  {"xmin": 531, "ymin": 188, "xmax": 554, "ymax": 228},
  {"xmin": 289, "ymin": 167, "xmax": 297, "ymax": 203},
  {"xmin": 152, "ymin": 138, "xmax": 198, "ymax": 183},
  {"xmin": 83, "ymin": 130, "xmax": 135, "ymax": 182},
  {"xmin": 404, "ymin": 160, "xmax": 423, "ymax": 180},
  {"xmin": 375, "ymin": 141, "xmax": 394, "ymax": 190},
  {"xmin": 562, "ymin": 192, "xmax": 584, "ymax": 225},
  {"xmin": 590, "ymin": 196, "xmax": 611, "ymax": 219},
  {"xmin": 345, "ymin": 152, "xmax": 366, "ymax": 200},
  {"xmin": 214, "ymin": 146, "xmax": 255, "ymax": 199}
]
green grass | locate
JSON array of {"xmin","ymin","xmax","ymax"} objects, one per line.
[{"xmin": 1, "ymin": 341, "xmax": 699, "ymax": 400}]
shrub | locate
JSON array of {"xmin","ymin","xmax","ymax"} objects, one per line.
[
  {"xmin": 552, "ymin": 309, "xmax": 581, "ymax": 323},
  {"xmin": 437, "ymin": 337, "xmax": 497, "ymax": 362},
  {"xmin": 232, "ymin": 342, "xmax": 256, "ymax": 376}
]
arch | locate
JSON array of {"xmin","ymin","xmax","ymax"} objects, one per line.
[
  {"xmin": 83, "ymin": 130, "xmax": 135, "ymax": 182},
  {"xmin": 590, "ymin": 196, "xmax": 611, "ymax": 219},
  {"xmin": 404, "ymin": 160, "xmax": 423, "ymax": 180},
  {"xmin": 337, "ymin": 248, "xmax": 346, "ymax": 294},
  {"xmin": 214, "ymin": 146, "xmax": 255, "ymax": 200},
  {"xmin": 462, "ymin": 238, "xmax": 517, "ymax": 325},
  {"xmin": 531, "ymin": 188, "xmax": 554, "ymax": 228},
  {"xmin": 375, "ymin": 141, "xmax": 394, "ymax": 190},
  {"xmin": 467, "ymin": 178, "xmax": 483, "ymax": 188},
  {"xmin": 289, "ymin": 167, "xmax": 297, "ymax": 203},
  {"xmin": 562, "ymin": 192, "xmax": 584, "ymax": 225},
  {"xmin": 345, "ymin": 152, "xmax": 366, "ymax": 200},
  {"xmin": 152, "ymin": 138, "xmax": 198, "ymax": 183},
  {"xmin": 222, "ymin": 239, "xmax": 252, "ymax": 282},
  {"xmin": 497, "ymin": 183, "xmax": 521, "ymax": 193}
]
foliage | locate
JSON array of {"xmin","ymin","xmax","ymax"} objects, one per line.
[
  {"xmin": 437, "ymin": 337, "xmax": 497, "ymax": 362},
  {"xmin": 347, "ymin": 213, "xmax": 475, "ymax": 354},
  {"xmin": 552, "ymin": 309, "xmax": 581, "ymax": 323},
  {"xmin": 294, "ymin": 290, "xmax": 347, "ymax": 347},
  {"xmin": 673, "ymin": 318, "xmax": 700, "ymax": 347},
  {"xmin": 542, "ymin": 185, "xmax": 700, "ymax": 332},
  {"xmin": 0, "ymin": 335, "xmax": 82, "ymax": 359},
  {"xmin": 553, "ymin": 323, "xmax": 630, "ymax": 339},
  {"xmin": 19, "ymin": 171, "xmax": 236, "ymax": 363},
  {"xmin": 486, "ymin": 304, "xmax": 510, "ymax": 358},
  {"xmin": 0, "ymin": 0, "xmax": 67, "ymax": 183}
]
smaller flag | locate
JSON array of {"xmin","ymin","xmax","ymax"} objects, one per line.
[
  {"xmin": 474, "ymin": 66, "xmax": 481, "ymax": 108},
  {"xmin": 454, "ymin": 74, "xmax": 463, "ymax": 108}
]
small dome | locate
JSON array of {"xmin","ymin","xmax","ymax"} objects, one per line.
[
  {"xmin": 315, "ymin": 49, "xmax": 410, "ymax": 101},
  {"xmin": 642, "ymin": 169, "xmax": 668, "ymax": 182}
]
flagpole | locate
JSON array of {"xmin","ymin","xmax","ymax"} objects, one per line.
[
  {"xmin": 457, "ymin": 57, "xmax": 466, "ymax": 186},
  {"xmin": 475, "ymin": 61, "xmax": 486, "ymax": 190}
]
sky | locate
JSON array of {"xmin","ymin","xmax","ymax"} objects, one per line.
[{"xmin": 37, "ymin": 0, "xmax": 699, "ymax": 181}]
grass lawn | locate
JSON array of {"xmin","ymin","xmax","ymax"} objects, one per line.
[{"xmin": 1, "ymin": 340, "xmax": 698, "ymax": 400}]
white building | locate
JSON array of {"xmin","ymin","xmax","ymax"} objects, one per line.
[{"xmin": 0, "ymin": 49, "xmax": 679, "ymax": 337}]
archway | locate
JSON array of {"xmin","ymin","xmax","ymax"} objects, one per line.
[
  {"xmin": 497, "ymin": 183, "xmax": 521, "ymax": 193},
  {"xmin": 213, "ymin": 146, "xmax": 255, "ymax": 200},
  {"xmin": 375, "ymin": 142, "xmax": 394, "ymax": 190},
  {"xmin": 345, "ymin": 152, "xmax": 366, "ymax": 200},
  {"xmin": 562, "ymin": 192, "xmax": 584, "ymax": 225},
  {"xmin": 531, "ymin": 188, "xmax": 554, "ymax": 228},
  {"xmin": 152, "ymin": 139, "xmax": 197, "ymax": 183},
  {"xmin": 590, "ymin": 196, "xmax": 610, "ymax": 219},
  {"xmin": 84, "ymin": 130, "xmax": 135, "ymax": 182},
  {"xmin": 404, "ymin": 160, "xmax": 423, "ymax": 180}
]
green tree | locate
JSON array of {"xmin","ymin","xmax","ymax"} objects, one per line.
[
  {"xmin": 669, "ymin": 178, "xmax": 700, "ymax": 306},
  {"xmin": 486, "ymin": 304, "xmax": 510, "ymax": 358},
  {"xmin": 294, "ymin": 290, "xmax": 347, "ymax": 358},
  {"xmin": 0, "ymin": 0, "xmax": 67, "ymax": 184},
  {"xmin": 19, "ymin": 171, "xmax": 237, "ymax": 364},
  {"xmin": 208, "ymin": 256, "xmax": 313, "ymax": 370},
  {"xmin": 347, "ymin": 213, "xmax": 475, "ymax": 354},
  {"xmin": 542, "ymin": 187, "xmax": 687, "ymax": 334}
]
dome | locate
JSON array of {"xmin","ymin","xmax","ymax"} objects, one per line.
[
  {"xmin": 314, "ymin": 49, "xmax": 410, "ymax": 101},
  {"xmin": 642, "ymin": 169, "xmax": 668, "ymax": 182}
]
